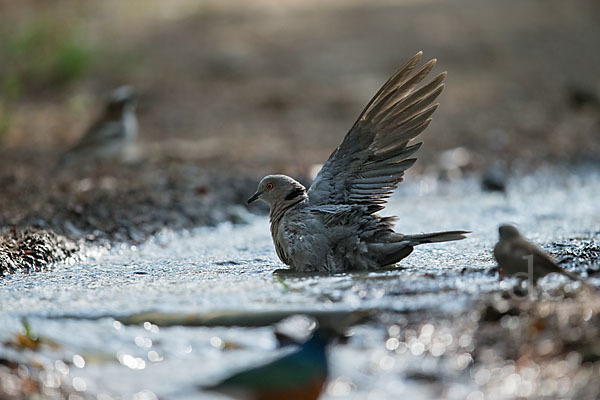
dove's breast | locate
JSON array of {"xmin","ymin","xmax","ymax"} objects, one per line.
[{"xmin": 274, "ymin": 207, "xmax": 331, "ymax": 272}]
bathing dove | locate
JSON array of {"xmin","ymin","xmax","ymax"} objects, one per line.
[
  {"xmin": 493, "ymin": 224, "xmax": 583, "ymax": 285},
  {"xmin": 248, "ymin": 52, "xmax": 469, "ymax": 272},
  {"xmin": 59, "ymin": 85, "xmax": 138, "ymax": 167}
]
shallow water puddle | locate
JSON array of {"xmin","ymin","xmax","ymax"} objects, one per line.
[{"xmin": 1, "ymin": 168, "xmax": 599, "ymax": 399}]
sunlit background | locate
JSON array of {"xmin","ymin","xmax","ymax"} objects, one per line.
[{"xmin": 1, "ymin": 0, "xmax": 599, "ymax": 172}]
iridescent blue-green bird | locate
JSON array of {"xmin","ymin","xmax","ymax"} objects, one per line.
[{"xmin": 203, "ymin": 328, "xmax": 330, "ymax": 400}]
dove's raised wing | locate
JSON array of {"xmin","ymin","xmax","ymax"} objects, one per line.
[{"xmin": 308, "ymin": 52, "xmax": 444, "ymax": 207}]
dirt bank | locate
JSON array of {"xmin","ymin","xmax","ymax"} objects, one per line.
[{"xmin": 0, "ymin": 151, "xmax": 263, "ymax": 276}]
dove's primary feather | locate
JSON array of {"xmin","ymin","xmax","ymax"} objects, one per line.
[
  {"xmin": 250, "ymin": 53, "xmax": 469, "ymax": 272},
  {"xmin": 308, "ymin": 52, "xmax": 443, "ymax": 207}
]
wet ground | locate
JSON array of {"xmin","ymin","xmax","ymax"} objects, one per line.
[
  {"xmin": 1, "ymin": 167, "xmax": 599, "ymax": 399},
  {"xmin": 0, "ymin": 157, "xmax": 262, "ymax": 276}
]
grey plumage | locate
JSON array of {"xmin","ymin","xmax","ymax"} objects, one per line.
[
  {"xmin": 493, "ymin": 225, "xmax": 582, "ymax": 284},
  {"xmin": 248, "ymin": 52, "xmax": 469, "ymax": 272},
  {"xmin": 59, "ymin": 85, "xmax": 138, "ymax": 167}
]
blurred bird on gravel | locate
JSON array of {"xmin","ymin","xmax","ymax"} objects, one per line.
[
  {"xmin": 494, "ymin": 224, "xmax": 584, "ymax": 285},
  {"xmin": 203, "ymin": 326, "xmax": 331, "ymax": 400},
  {"xmin": 247, "ymin": 52, "xmax": 469, "ymax": 272},
  {"xmin": 58, "ymin": 85, "xmax": 139, "ymax": 168}
]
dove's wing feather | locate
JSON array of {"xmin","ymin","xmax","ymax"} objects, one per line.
[{"xmin": 308, "ymin": 52, "xmax": 445, "ymax": 207}]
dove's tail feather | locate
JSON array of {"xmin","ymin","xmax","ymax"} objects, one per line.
[
  {"xmin": 404, "ymin": 230, "xmax": 470, "ymax": 245},
  {"xmin": 381, "ymin": 245, "xmax": 415, "ymax": 267},
  {"xmin": 368, "ymin": 230, "xmax": 469, "ymax": 267}
]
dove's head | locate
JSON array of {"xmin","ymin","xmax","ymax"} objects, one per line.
[
  {"xmin": 498, "ymin": 224, "xmax": 521, "ymax": 240},
  {"xmin": 247, "ymin": 175, "xmax": 307, "ymax": 207}
]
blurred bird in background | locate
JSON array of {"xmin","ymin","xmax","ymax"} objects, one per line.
[
  {"xmin": 493, "ymin": 224, "xmax": 584, "ymax": 285},
  {"xmin": 58, "ymin": 85, "xmax": 139, "ymax": 168},
  {"xmin": 203, "ymin": 326, "xmax": 331, "ymax": 400},
  {"xmin": 480, "ymin": 161, "xmax": 507, "ymax": 193}
]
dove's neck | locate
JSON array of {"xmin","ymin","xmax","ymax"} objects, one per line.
[{"xmin": 269, "ymin": 194, "xmax": 307, "ymax": 236}]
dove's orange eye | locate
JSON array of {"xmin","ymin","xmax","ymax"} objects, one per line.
[{"xmin": 265, "ymin": 183, "xmax": 274, "ymax": 191}]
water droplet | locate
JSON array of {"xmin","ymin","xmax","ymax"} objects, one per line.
[
  {"xmin": 379, "ymin": 355, "xmax": 395, "ymax": 370},
  {"xmin": 420, "ymin": 323, "xmax": 435, "ymax": 337},
  {"xmin": 456, "ymin": 353, "xmax": 472, "ymax": 370},
  {"xmin": 210, "ymin": 336, "xmax": 224, "ymax": 349},
  {"xmin": 148, "ymin": 350, "xmax": 163, "ymax": 362},
  {"xmin": 72, "ymin": 355, "xmax": 85, "ymax": 369},
  {"xmin": 55, "ymin": 360, "xmax": 69, "ymax": 375},
  {"xmin": 474, "ymin": 367, "xmax": 491, "ymax": 385},
  {"xmin": 410, "ymin": 342, "xmax": 425, "ymax": 356},
  {"xmin": 430, "ymin": 342, "xmax": 446, "ymax": 357},
  {"xmin": 385, "ymin": 337, "xmax": 400, "ymax": 351},
  {"xmin": 327, "ymin": 376, "xmax": 353, "ymax": 397},
  {"xmin": 395, "ymin": 342, "xmax": 408, "ymax": 355},
  {"xmin": 42, "ymin": 371, "xmax": 61, "ymax": 389},
  {"xmin": 466, "ymin": 391, "xmax": 484, "ymax": 400},
  {"xmin": 387, "ymin": 325, "xmax": 401, "ymax": 337},
  {"xmin": 132, "ymin": 390, "xmax": 158, "ymax": 400},
  {"xmin": 459, "ymin": 334, "xmax": 472, "ymax": 348},
  {"xmin": 72, "ymin": 377, "xmax": 87, "ymax": 392}
]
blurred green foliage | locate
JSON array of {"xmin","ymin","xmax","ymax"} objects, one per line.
[
  {"xmin": 0, "ymin": 15, "xmax": 94, "ymax": 137},
  {"xmin": 3, "ymin": 16, "xmax": 93, "ymax": 92}
]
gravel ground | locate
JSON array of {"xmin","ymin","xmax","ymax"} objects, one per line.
[{"xmin": 0, "ymin": 152, "xmax": 263, "ymax": 276}]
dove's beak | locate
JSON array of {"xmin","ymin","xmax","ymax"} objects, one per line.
[{"xmin": 247, "ymin": 192, "xmax": 261, "ymax": 204}]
